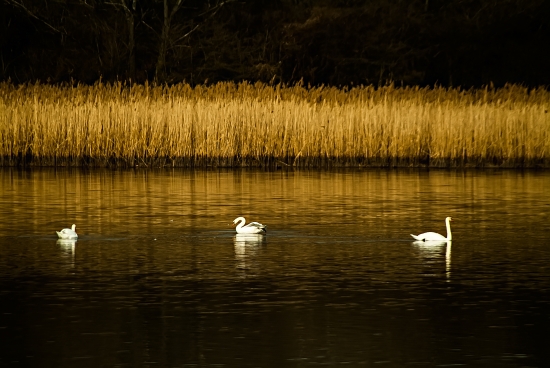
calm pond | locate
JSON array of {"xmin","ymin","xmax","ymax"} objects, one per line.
[{"xmin": 0, "ymin": 168, "xmax": 549, "ymax": 368}]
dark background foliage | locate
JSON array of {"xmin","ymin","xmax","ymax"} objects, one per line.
[{"xmin": 1, "ymin": 0, "xmax": 549, "ymax": 87}]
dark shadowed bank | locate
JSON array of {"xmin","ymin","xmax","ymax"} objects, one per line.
[
  {"xmin": 2, "ymin": 156, "xmax": 549, "ymax": 169},
  {"xmin": 1, "ymin": 0, "xmax": 550, "ymax": 88}
]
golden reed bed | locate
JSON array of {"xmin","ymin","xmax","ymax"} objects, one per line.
[{"xmin": 0, "ymin": 82, "xmax": 548, "ymax": 168}]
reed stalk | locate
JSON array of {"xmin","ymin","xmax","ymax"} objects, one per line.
[{"xmin": 0, "ymin": 82, "xmax": 548, "ymax": 168}]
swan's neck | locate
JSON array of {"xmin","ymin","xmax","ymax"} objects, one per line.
[
  {"xmin": 236, "ymin": 218, "xmax": 246, "ymax": 230},
  {"xmin": 445, "ymin": 219, "xmax": 452, "ymax": 240}
]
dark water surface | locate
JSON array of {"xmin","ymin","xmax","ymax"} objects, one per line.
[{"xmin": 1, "ymin": 168, "xmax": 549, "ymax": 368}]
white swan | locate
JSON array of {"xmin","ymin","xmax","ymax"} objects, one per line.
[
  {"xmin": 233, "ymin": 217, "xmax": 267, "ymax": 234},
  {"xmin": 411, "ymin": 217, "xmax": 453, "ymax": 241},
  {"xmin": 56, "ymin": 224, "xmax": 78, "ymax": 239}
]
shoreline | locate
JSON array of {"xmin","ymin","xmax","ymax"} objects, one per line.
[
  {"xmin": 2, "ymin": 155, "xmax": 548, "ymax": 169},
  {"xmin": 1, "ymin": 156, "xmax": 548, "ymax": 169}
]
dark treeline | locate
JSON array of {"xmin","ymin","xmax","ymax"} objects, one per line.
[{"xmin": 1, "ymin": 0, "xmax": 549, "ymax": 88}]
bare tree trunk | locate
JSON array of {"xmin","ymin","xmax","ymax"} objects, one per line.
[
  {"xmin": 155, "ymin": 0, "xmax": 182, "ymax": 83},
  {"xmin": 121, "ymin": 0, "xmax": 137, "ymax": 80}
]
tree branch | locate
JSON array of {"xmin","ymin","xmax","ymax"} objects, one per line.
[
  {"xmin": 173, "ymin": 0, "xmax": 236, "ymax": 43},
  {"xmin": 4, "ymin": 0, "xmax": 64, "ymax": 34}
]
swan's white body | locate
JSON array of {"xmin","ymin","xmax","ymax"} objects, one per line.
[
  {"xmin": 233, "ymin": 217, "xmax": 266, "ymax": 234},
  {"xmin": 411, "ymin": 217, "xmax": 452, "ymax": 241},
  {"xmin": 56, "ymin": 224, "xmax": 78, "ymax": 239}
]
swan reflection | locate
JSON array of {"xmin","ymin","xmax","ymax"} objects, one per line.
[
  {"xmin": 445, "ymin": 241, "xmax": 452, "ymax": 280},
  {"xmin": 57, "ymin": 238, "xmax": 77, "ymax": 247},
  {"xmin": 234, "ymin": 234, "xmax": 266, "ymax": 246},
  {"xmin": 57, "ymin": 238, "xmax": 77, "ymax": 266},
  {"xmin": 234, "ymin": 234, "xmax": 265, "ymax": 276},
  {"xmin": 412, "ymin": 240, "xmax": 452, "ymax": 281}
]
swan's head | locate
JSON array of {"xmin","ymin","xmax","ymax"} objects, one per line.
[
  {"xmin": 233, "ymin": 217, "xmax": 245, "ymax": 225},
  {"xmin": 71, "ymin": 224, "xmax": 77, "ymax": 231},
  {"xmin": 446, "ymin": 217, "xmax": 453, "ymax": 222}
]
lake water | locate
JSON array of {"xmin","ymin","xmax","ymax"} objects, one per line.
[{"xmin": 0, "ymin": 168, "xmax": 549, "ymax": 368}]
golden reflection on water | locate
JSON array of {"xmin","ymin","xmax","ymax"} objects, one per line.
[
  {"xmin": 0, "ymin": 168, "xmax": 548, "ymax": 240},
  {"xmin": 1, "ymin": 168, "xmax": 550, "ymax": 368}
]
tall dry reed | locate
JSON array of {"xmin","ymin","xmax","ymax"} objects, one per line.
[{"xmin": 0, "ymin": 81, "xmax": 548, "ymax": 167}]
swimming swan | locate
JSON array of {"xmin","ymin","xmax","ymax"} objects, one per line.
[
  {"xmin": 56, "ymin": 224, "xmax": 78, "ymax": 239},
  {"xmin": 411, "ymin": 217, "xmax": 453, "ymax": 241},
  {"xmin": 233, "ymin": 217, "xmax": 267, "ymax": 234}
]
